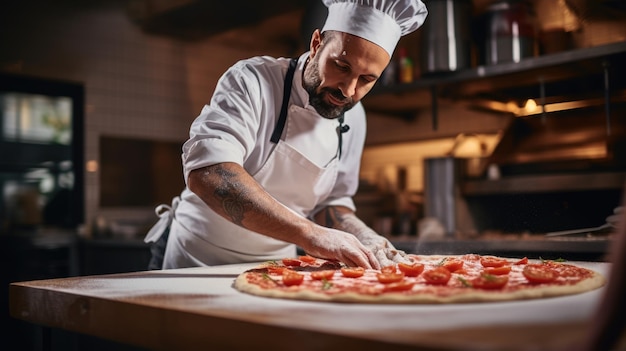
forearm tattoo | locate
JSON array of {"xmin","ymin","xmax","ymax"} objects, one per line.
[
  {"xmin": 320, "ymin": 207, "xmax": 377, "ymax": 239},
  {"xmin": 210, "ymin": 165, "xmax": 252, "ymax": 226},
  {"xmin": 320, "ymin": 207, "xmax": 359, "ymax": 232},
  {"xmin": 321, "ymin": 206, "xmax": 344, "ymax": 228}
]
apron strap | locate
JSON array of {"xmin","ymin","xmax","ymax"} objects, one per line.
[
  {"xmin": 271, "ymin": 57, "xmax": 349, "ymax": 159},
  {"xmin": 144, "ymin": 196, "xmax": 180, "ymax": 243},
  {"xmin": 337, "ymin": 113, "xmax": 348, "ymax": 160},
  {"xmin": 270, "ymin": 58, "xmax": 299, "ymax": 144}
]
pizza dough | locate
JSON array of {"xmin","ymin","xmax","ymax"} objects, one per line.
[{"xmin": 233, "ymin": 254, "xmax": 606, "ymax": 304}]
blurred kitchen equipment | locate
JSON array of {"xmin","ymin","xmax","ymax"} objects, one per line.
[
  {"xmin": 417, "ymin": 217, "xmax": 446, "ymax": 241},
  {"xmin": 446, "ymin": 133, "xmax": 489, "ymax": 178},
  {"xmin": 481, "ymin": 0, "xmax": 537, "ymax": 65},
  {"xmin": 423, "ymin": 133, "xmax": 489, "ymax": 237},
  {"xmin": 423, "ymin": 160, "xmax": 480, "ymax": 238},
  {"xmin": 420, "ymin": 0, "xmax": 472, "ymax": 73},
  {"xmin": 424, "ymin": 157, "xmax": 460, "ymax": 238},
  {"xmin": 5, "ymin": 184, "xmax": 43, "ymax": 228},
  {"xmin": 424, "ymin": 156, "xmax": 485, "ymax": 238},
  {"xmin": 534, "ymin": 0, "xmax": 580, "ymax": 54},
  {"xmin": 565, "ymin": 0, "xmax": 626, "ymax": 48},
  {"xmin": 545, "ymin": 206, "xmax": 622, "ymax": 237}
]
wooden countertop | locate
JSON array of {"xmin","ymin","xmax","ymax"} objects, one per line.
[{"xmin": 9, "ymin": 262, "xmax": 612, "ymax": 351}]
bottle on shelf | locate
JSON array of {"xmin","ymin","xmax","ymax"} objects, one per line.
[{"xmin": 397, "ymin": 47, "xmax": 414, "ymax": 84}]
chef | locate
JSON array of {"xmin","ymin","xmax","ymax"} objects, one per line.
[{"xmin": 145, "ymin": 0, "xmax": 428, "ymax": 270}]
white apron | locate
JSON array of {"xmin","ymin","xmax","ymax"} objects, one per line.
[{"xmin": 149, "ymin": 58, "xmax": 346, "ymax": 268}]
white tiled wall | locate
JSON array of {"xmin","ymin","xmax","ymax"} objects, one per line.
[{"xmin": 0, "ymin": 1, "xmax": 297, "ymax": 234}]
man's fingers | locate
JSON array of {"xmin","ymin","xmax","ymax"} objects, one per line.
[
  {"xmin": 366, "ymin": 249, "xmax": 382, "ymax": 270},
  {"xmin": 342, "ymin": 247, "xmax": 375, "ymax": 269},
  {"xmin": 375, "ymin": 250, "xmax": 394, "ymax": 267}
]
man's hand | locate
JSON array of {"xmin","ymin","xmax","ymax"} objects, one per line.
[
  {"xmin": 357, "ymin": 232, "xmax": 410, "ymax": 267},
  {"xmin": 300, "ymin": 224, "xmax": 381, "ymax": 269},
  {"xmin": 313, "ymin": 206, "xmax": 410, "ymax": 268}
]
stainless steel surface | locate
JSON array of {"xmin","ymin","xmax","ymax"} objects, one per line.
[
  {"xmin": 423, "ymin": 157, "xmax": 462, "ymax": 237},
  {"xmin": 546, "ymin": 223, "xmax": 612, "ymax": 237},
  {"xmin": 423, "ymin": 156, "xmax": 487, "ymax": 237},
  {"xmin": 420, "ymin": 0, "xmax": 472, "ymax": 73},
  {"xmin": 546, "ymin": 206, "xmax": 623, "ymax": 237},
  {"xmin": 482, "ymin": 0, "xmax": 537, "ymax": 65}
]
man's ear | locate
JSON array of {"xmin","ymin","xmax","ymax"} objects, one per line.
[{"xmin": 309, "ymin": 29, "xmax": 323, "ymax": 58}]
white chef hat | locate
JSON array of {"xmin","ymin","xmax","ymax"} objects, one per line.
[{"xmin": 321, "ymin": 0, "xmax": 428, "ymax": 57}]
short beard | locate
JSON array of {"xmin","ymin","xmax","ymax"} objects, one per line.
[{"xmin": 302, "ymin": 57, "xmax": 355, "ymax": 119}]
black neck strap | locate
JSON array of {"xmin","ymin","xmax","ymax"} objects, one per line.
[
  {"xmin": 337, "ymin": 114, "xmax": 347, "ymax": 160},
  {"xmin": 270, "ymin": 57, "xmax": 349, "ymax": 160},
  {"xmin": 270, "ymin": 58, "xmax": 298, "ymax": 144}
]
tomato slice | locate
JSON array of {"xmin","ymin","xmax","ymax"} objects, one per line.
[
  {"xmin": 380, "ymin": 265, "xmax": 397, "ymax": 274},
  {"xmin": 382, "ymin": 281, "xmax": 415, "ymax": 292},
  {"xmin": 397, "ymin": 262, "xmax": 425, "ymax": 277},
  {"xmin": 515, "ymin": 257, "xmax": 529, "ymax": 265},
  {"xmin": 282, "ymin": 258, "xmax": 302, "ymax": 267},
  {"xmin": 523, "ymin": 264, "xmax": 558, "ymax": 284},
  {"xmin": 423, "ymin": 267, "xmax": 452, "ymax": 285},
  {"xmin": 480, "ymin": 256, "xmax": 508, "ymax": 268},
  {"xmin": 310, "ymin": 270, "xmax": 335, "ymax": 280},
  {"xmin": 484, "ymin": 266, "xmax": 512, "ymax": 275},
  {"xmin": 471, "ymin": 273, "xmax": 509, "ymax": 289},
  {"xmin": 341, "ymin": 267, "xmax": 365, "ymax": 278},
  {"xmin": 282, "ymin": 270, "xmax": 304, "ymax": 286},
  {"xmin": 298, "ymin": 255, "xmax": 317, "ymax": 264},
  {"xmin": 376, "ymin": 272, "xmax": 405, "ymax": 284},
  {"xmin": 441, "ymin": 258, "xmax": 464, "ymax": 272}
]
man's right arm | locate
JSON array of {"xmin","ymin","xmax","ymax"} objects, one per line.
[{"xmin": 187, "ymin": 162, "xmax": 380, "ymax": 269}]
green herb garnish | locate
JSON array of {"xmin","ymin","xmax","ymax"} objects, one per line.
[
  {"xmin": 481, "ymin": 273, "xmax": 497, "ymax": 281},
  {"xmin": 322, "ymin": 279, "xmax": 333, "ymax": 290},
  {"xmin": 457, "ymin": 276, "xmax": 472, "ymax": 287},
  {"xmin": 262, "ymin": 273, "xmax": 279, "ymax": 285}
]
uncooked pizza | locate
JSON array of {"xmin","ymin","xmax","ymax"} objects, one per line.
[{"xmin": 233, "ymin": 254, "xmax": 606, "ymax": 303}]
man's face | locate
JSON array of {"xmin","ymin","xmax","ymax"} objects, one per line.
[{"xmin": 303, "ymin": 31, "xmax": 390, "ymax": 119}]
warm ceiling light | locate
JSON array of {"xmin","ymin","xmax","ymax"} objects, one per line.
[
  {"xmin": 505, "ymin": 101, "xmax": 519, "ymax": 114},
  {"xmin": 86, "ymin": 160, "xmax": 99, "ymax": 172},
  {"xmin": 524, "ymin": 99, "xmax": 537, "ymax": 113}
]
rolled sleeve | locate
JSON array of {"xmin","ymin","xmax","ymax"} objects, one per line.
[
  {"xmin": 182, "ymin": 138, "xmax": 245, "ymax": 184},
  {"xmin": 181, "ymin": 60, "xmax": 266, "ymax": 184}
]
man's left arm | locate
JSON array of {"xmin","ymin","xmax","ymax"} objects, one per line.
[{"xmin": 312, "ymin": 206, "xmax": 410, "ymax": 267}]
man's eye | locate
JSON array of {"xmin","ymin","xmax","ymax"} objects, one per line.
[
  {"xmin": 335, "ymin": 63, "xmax": 350, "ymax": 71},
  {"xmin": 361, "ymin": 76, "xmax": 376, "ymax": 84}
]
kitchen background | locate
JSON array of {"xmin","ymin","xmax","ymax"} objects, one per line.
[
  {"xmin": 2, "ymin": 0, "xmax": 626, "ymax": 258},
  {"xmin": 2, "ymin": 0, "xmax": 625, "ymax": 256},
  {"xmin": 2, "ymin": 0, "xmax": 625, "ymax": 349},
  {"xmin": 0, "ymin": 0, "xmax": 511, "ymax": 239}
]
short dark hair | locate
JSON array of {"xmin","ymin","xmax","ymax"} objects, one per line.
[{"xmin": 320, "ymin": 30, "xmax": 340, "ymax": 46}]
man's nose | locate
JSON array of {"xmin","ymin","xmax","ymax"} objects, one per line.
[{"xmin": 338, "ymin": 76, "xmax": 357, "ymax": 98}]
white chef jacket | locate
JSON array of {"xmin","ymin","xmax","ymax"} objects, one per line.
[{"xmin": 160, "ymin": 52, "xmax": 367, "ymax": 268}]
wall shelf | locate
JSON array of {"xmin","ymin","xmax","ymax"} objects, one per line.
[
  {"xmin": 362, "ymin": 41, "xmax": 626, "ymax": 115},
  {"xmin": 462, "ymin": 172, "xmax": 626, "ymax": 196}
]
